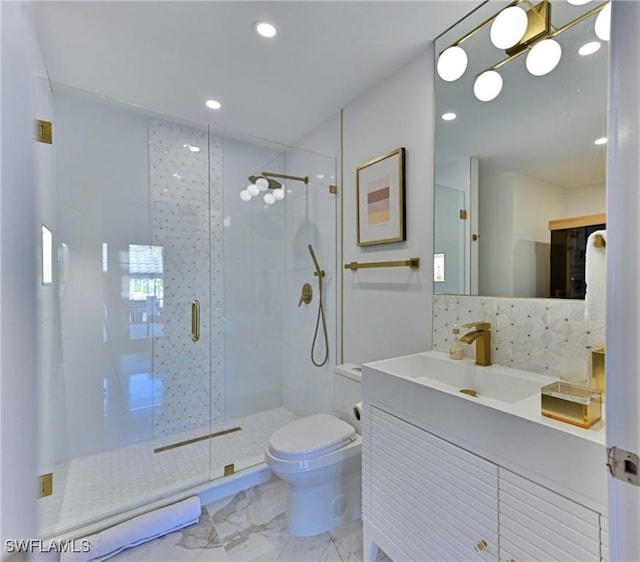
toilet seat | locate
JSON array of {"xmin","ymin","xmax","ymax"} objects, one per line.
[{"xmin": 267, "ymin": 413, "xmax": 356, "ymax": 460}]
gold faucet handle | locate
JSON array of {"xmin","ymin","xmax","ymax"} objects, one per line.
[{"xmin": 462, "ymin": 322, "xmax": 491, "ymax": 331}]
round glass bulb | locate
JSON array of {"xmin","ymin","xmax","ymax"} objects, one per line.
[
  {"xmin": 264, "ymin": 192, "xmax": 276, "ymax": 205},
  {"xmin": 490, "ymin": 6, "xmax": 528, "ymax": 49},
  {"xmin": 273, "ymin": 188, "xmax": 285, "ymax": 200},
  {"xmin": 240, "ymin": 190, "xmax": 252, "ymax": 202},
  {"xmin": 594, "ymin": 137, "xmax": 607, "ymax": 145},
  {"xmin": 526, "ymin": 39, "xmax": 562, "ymax": 76},
  {"xmin": 255, "ymin": 22, "xmax": 277, "ymax": 38},
  {"xmin": 247, "ymin": 183, "xmax": 260, "ymax": 197},
  {"xmin": 595, "ymin": 3, "xmax": 610, "ymax": 42},
  {"xmin": 437, "ymin": 46, "xmax": 468, "ymax": 82},
  {"xmin": 441, "ymin": 112, "xmax": 457, "ymax": 121},
  {"xmin": 473, "ymin": 71, "xmax": 503, "ymax": 102},
  {"xmin": 579, "ymin": 41, "xmax": 601, "ymax": 56},
  {"xmin": 205, "ymin": 99, "xmax": 222, "ymax": 110},
  {"xmin": 567, "ymin": 0, "xmax": 591, "ymax": 5},
  {"xmin": 255, "ymin": 177, "xmax": 269, "ymax": 191}
]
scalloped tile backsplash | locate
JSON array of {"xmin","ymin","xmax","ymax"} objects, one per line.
[{"xmin": 433, "ymin": 295, "xmax": 605, "ymax": 382}]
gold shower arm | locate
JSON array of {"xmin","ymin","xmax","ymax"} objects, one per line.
[{"xmin": 262, "ymin": 171, "xmax": 309, "ymax": 185}]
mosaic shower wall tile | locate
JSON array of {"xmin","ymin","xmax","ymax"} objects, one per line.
[
  {"xmin": 149, "ymin": 121, "xmax": 224, "ymax": 435},
  {"xmin": 433, "ymin": 295, "xmax": 605, "ymax": 382}
]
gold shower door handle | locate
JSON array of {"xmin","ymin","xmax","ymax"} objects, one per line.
[{"xmin": 191, "ymin": 300, "xmax": 200, "ymax": 342}]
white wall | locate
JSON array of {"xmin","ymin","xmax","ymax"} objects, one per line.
[
  {"xmin": 0, "ymin": 0, "xmax": 42, "ymax": 550},
  {"xmin": 478, "ymin": 171, "xmax": 515, "ymax": 297},
  {"xmin": 342, "ymin": 48, "xmax": 435, "ymax": 364},
  {"xmin": 565, "ymin": 184, "xmax": 606, "ymax": 217}
]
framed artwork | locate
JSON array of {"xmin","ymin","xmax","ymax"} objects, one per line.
[{"xmin": 356, "ymin": 147, "xmax": 406, "ymax": 246}]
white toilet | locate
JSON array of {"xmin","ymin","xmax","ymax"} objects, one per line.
[{"xmin": 265, "ymin": 364, "xmax": 362, "ymax": 537}]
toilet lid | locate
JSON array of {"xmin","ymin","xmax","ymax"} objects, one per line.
[{"xmin": 268, "ymin": 413, "xmax": 356, "ymax": 460}]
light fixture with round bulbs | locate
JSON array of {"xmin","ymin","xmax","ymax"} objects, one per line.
[
  {"xmin": 205, "ymin": 99, "xmax": 222, "ymax": 110},
  {"xmin": 255, "ymin": 21, "xmax": 277, "ymax": 38},
  {"xmin": 437, "ymin": 0, "xmax": 610, "ymax": 102},
  {"xmin": 490, "ymin": 6, "xmax": 528, "ymax": 50},
  {"xmin": 437, "ymin": 46, "xmax": 468, "ymax": 82},
  {"xmin": 474, "ymin": 71, "xmax": 503, "ymax": 102},
  {"xmin": 526, "ymin": 39, "xmax": 562, "ymax": 76}
]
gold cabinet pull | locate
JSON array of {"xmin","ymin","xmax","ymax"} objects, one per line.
[
  {"xmin": 191, "ymin": 300, "xmax": 200, "ymax": 342},
  {"xmin": 475, "ymin": 539, "xmax": 488, "ymax": 552}
]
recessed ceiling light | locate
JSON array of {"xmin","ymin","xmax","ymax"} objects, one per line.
[
  {"xmin": 442, "ymin": 112, "xmax": 457, "ymax": 121},
  {"xmin": 594, "ymin": 137, "xmax": 607, "ymax": 145},
  {"xmin": 579, "ymin": 41, "xmax": 601, "ymax": 56},
  {"xmin": 255, "ymin": 21, "xmax": 277, "ymax": 38},
  {"xmin": 206, "ymin": 99, "xmax": 222, "ymax": 110}
]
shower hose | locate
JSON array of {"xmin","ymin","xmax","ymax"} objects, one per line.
[{"xmin": 311, "ymin": 266, "xmax": 329, "ymax": 368}]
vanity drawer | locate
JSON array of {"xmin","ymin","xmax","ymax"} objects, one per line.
[{"xmin": 498, "ymin": 469, "xmax": 600, "ymax": 562}]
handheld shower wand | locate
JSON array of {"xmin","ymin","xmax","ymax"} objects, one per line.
[{"xmin": 308, "ymin": 244, "xmax": 329, "ymax": 367}]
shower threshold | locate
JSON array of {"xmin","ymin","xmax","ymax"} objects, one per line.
[{"xmin": 38, "ymin": 407, "xmax": 297, "ymax": 538}]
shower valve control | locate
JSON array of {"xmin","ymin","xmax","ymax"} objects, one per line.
[{"xmin": 298, "ymin": 283, "xmax": 313, "ymax": 306}]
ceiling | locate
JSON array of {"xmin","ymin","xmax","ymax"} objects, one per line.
[{"xmin": 34, "ymin": 1, "xmax": 481, "ymax": 146}]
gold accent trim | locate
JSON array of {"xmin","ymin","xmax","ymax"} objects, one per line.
[
  {"xmin": 329, "ymin": 184, "xmax": 337, "ymax": 195},
  {"xmin": 154, "ymin": 427, "xmax": 241, "ymax": 453},
  {"xmin": 191, "ymin": 300, "xmax": 200, "ymax": 342},
  {"xmin": 460, "ymin": 209, "xmax": 468, "ymax": 220},
  {"xmin": 344, "ymin": 258, "xmax": 419, "ymax": 271},
  {"xmin": 38, "ymin": 473, "xmax": 53, "ymax": 498},
  {"xmin": 224, "ymin": 464, "xmax": 235, "ymax": 477},
  {"xmin": 35, "ymin": 120, "xmax": 52, "ymax": 144},
  {"xmin": 548, "ymin": 213, "xmax": 606, "ymax": 231},
  {"xmin": 472, "ymin": 234, "xmax": 479, "ymax": 241},
  {"xmin": 594, "ymin": 234, "xmax": 606, "ymax": 248},
  {"xmin": 340, "ymin": 109, "xmax": 345, "ymax": 364},
  {"xmin": 262, "ymin": 171, "xmax": 309, "ymax": 185},
  {"xmin": 460, "ymin": 389, "xmax": 478, "ymax": 397}
]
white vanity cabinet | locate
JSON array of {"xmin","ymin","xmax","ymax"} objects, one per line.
[
  {"xmin": 364, "ymin": 405, "xmax": 605, "ymax": 562},
  {"xmin": 369, "ymin": 407, "xmax": 499, "ymax": 561}
]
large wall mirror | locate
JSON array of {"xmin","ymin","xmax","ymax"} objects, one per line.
[{"xmin": 434, "ymin": 0, "xmax": 609, "ymax": 298}]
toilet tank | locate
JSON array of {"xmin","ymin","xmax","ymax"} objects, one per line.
[{"xmin": 333, "ymin": 364, "xmax": 362, "ymax": 433}]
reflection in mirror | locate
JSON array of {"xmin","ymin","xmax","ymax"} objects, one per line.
[{"xmin": 434, "ymin": 0, "xmax": 608, "ymax": 298}]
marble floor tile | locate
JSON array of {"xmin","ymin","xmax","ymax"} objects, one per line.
[{"xmin": 110, "ymin": 478, "xmax": 391, "ymax": 562}]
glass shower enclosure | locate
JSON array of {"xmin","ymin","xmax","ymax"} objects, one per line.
[{"xmin": 37, "ymin": 89, "xmax": 337, "ymax": 537}]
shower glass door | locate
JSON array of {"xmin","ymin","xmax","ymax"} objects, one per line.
[{"xmin": 37, "ymin": 91, "xmax": 213, "ymax": 537}]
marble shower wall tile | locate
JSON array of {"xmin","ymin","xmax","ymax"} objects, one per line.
[
  {"xmin": 433, "ymin": 295, "xmax": 605, "ymax": 382},
  {"xmin": 149, "ymin": 121, "xmax": 224, "ymax": 435}
]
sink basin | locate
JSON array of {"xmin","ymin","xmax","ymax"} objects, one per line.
[{"xmin": 365, "ymin": 351, "xmax": 557, "ymax": 403}]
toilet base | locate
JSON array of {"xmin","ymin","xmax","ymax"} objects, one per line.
[{"xmin": 285, "ymin": 453, "xmax": 361, "ymax": 537}]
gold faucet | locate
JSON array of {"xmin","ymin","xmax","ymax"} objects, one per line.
[{"xmin": 459, "ymin": 322, "xmax": 492, "ymax": 366}]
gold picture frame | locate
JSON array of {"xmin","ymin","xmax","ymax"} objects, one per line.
[{"xmin": 356, "ymin": 147, "xmax": 406, "ymax": 246}]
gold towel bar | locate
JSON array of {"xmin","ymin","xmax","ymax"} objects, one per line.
[
  {"xmin": 594, "ymin": 234, "xmax": 606, "ymax": 248},
  {"xmin": 344, "ymin": 258, "xmax": 420, "ymax": 271}
]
